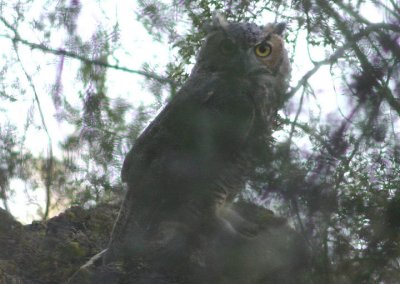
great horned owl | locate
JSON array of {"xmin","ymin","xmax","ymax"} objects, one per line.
[{"xmin": 106, "ymin": 13, "xmax": 290, "ymax": 264}]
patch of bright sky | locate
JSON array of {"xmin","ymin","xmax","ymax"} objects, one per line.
[{"xmin": 0, "ymin": 0, "xmax": 392, "ymax": 223}]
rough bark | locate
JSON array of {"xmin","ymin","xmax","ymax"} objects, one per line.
[{"xmin": 0, "ymin": 202, "xmax": 309, "ymax": 284}]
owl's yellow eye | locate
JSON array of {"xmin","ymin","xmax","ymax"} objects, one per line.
[{"xmin": 254, "ymin": 43, "xmax": 272, "ymax": 57}]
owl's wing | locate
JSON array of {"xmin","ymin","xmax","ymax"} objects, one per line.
[{"xmin": 121, "ymin": 73, "xmax": 255, "ymax": 183}]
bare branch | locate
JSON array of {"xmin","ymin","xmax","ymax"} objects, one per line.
[
  {"xmin": 0, "ymin": 16, "xmax": 176, "ymax": 87},
  {"xmin": 12, "ymin": 39, "xmax": 54, "ymax": 221}
]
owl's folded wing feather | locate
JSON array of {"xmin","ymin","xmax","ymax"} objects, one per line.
[{"xmin": 121, "ymin": 73, "xmax": 256, "ymax": 184}]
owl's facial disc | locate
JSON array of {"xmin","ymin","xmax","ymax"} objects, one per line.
[
  {"xmin": 248, "ymin": 32, "xmax": 285, "ymax": 76},
  {"xmin": 194, "ymin": 15, "xmax": 288, "ymax": 79}
]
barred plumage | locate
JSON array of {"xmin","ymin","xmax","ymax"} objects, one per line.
[{"xmin": 105, "ymin": 13, "xmax": 291, "ymax": 263}]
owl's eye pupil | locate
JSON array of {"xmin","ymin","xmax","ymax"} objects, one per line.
[
  {"xmin": 259, "ymin": 46, "xmax": 267, "ymax": 53},
  {"xmin": 220, "ymin": 39, "xmax": 235, "ymax": 54}
]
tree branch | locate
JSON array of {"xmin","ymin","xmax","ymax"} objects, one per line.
[
  {"xmin": 319, "ymin": 0, "xmax": 400, "ymax": 115},
  {"xmin": 12, "ymin": 39, "xmax": 54, "ymax": 220},
  {"xmin": 0, "ymin": 16, "xmax": 176, "ymax": 87},
  {"xmin": 289, "ymin": 22, "xmax": 400, "ymax": 99}
]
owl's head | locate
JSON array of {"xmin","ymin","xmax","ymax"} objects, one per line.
[{"xmin": 193, "ymin": 13, "xmax": 290, "ymax": 86}]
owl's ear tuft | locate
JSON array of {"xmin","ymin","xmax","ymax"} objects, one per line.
[
  {"xmin": 212, "ymin": 12, "xmax": 229, "ymax": 30},
  {"xmin": 274, "ymin": 22, "xmax": 286, "ymax": 36}
]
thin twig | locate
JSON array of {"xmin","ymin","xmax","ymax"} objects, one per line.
[
  {"xmin": 289, "ymin": 22, "xmax": 400, "ymax": 98},
  {"xmin": 0, "ymin": 16, "xmax": 176, "ymax": 86},
  {"xmin": 13, "ymin": 40, "xmax": 54, "ymax": 221},
  {"xmin": 288, "ymin": 87, "xmax": 307, "ymax": 146},
  {"xmin": 319, "ymin": 0, "xmax": 400, "ymax": 116}
]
